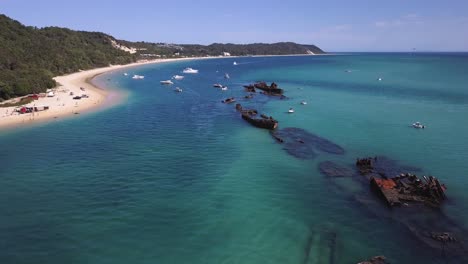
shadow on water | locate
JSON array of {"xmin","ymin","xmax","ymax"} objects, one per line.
[{"xmin": 271, "ymin": 127, "xmax": 345, "ymax": 159}]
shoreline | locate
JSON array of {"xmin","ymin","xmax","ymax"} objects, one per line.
[
  {"xmin": 0, "ymin": 57, "xmax": 212, "ymax": 130},
  {"xmin": 0, "ymin": 54, "xmax": 325, "ymax": 130}
]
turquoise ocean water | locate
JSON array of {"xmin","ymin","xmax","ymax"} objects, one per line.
[{"xmin": 1, "ymin": 53, "xmax": 468, "ymax": 263}]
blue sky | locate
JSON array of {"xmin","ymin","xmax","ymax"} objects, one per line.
[{"xmin": 1, "ymin": 0, "xmax": 467, "ymax": 51}]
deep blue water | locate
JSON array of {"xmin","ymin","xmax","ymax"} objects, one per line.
[{"xmin": 1, "ymin": 53, "xmax": 468, "ymax": 264}]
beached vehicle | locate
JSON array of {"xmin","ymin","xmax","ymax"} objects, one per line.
[
  {"xmin": 174, "ymin": 87, "xmax": 183, "ymax": 93},
  {"xmin": 160, "ymin": 80, "xmax": 174, "ymax": 85},
  {"xmin": 412, "ymin": 122, "xmax": 425, "ymax": 129},
  {"xmin": 172, "ymin": 75, "xmax": 184, "ymax": 80},
  {"xmin": 222, "ymin": 97, "xmax": 236, "ymax": 104},
  {"xmin": 182, "ymin": 68, "xmax": 198, "ymax": 74},
  {"xmin": 132, "ymin": 75, "xmax": 144, "ymax": 79}
]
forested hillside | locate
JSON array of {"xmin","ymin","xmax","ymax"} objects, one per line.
[{"xmin": 0, "ymin": 15, "xmax": 136, "ymax": 100}]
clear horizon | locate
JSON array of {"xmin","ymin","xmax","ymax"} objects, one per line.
[{"xmin": 1, "ymin": 0, "xmax": 467, "ymax": 52}]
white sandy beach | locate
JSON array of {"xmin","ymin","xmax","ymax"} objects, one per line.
[{"xmin": 0, "ymin": 58, "xmax": 206, "ymax": 130}]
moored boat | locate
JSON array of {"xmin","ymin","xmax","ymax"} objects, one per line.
[
  {"xmin": 172, "ymin": 75, "xmax": 184, "ymax": 80},
  {"xmin": 183, "ymin": 67, "xmax": 198, "ymax": 74},
  {"xmin": 412, "ymin": 121, "xmax": 425, "ymax": 129},
  {"xmin": 160, "ymin": 80, "xmax": 174, "ymax": 85},
  {"xmin": 132, "ymin": 74, "xmax": 144, "ymax": 79}
]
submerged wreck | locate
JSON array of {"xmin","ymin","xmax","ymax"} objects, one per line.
[
  {"xmin": 356, "ymin": 157, "xmax": 447, "ymax": 207},
  {"xmin": 357, "ymin": 256, "xmax": 388, "ymax": 264},
  {"xmin": 244, "ymin": 82, "xmax": 284, "ymax": 96},
  {"xmin": 236, "ymin": 104, "xmax": 278, "ymax": 130},
  {"xmin": 370, "ymin": 174, "xmax": 446, "ymax": 207}
]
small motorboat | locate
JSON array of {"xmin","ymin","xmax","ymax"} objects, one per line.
[
  {"xmin": 378, "ymin": 77, "xmax": 383, "ymax": 81},
  {"xmin": 183, "ymin": 67, "xmax": 198, "ymax": 74},
  {"xmin": 288, "ymin": 108, "xmax": 295, "ymax": 113},
  {"xmin": 221, "ymin": 86, "xmax": 228, "ymax": 91},
  {"xmin": 174, "ymin": 87, "xmax": 183, "ymax": 93},
  {"xmin": 160, "ymin": 80, "xmax": 174, "ymax": 85},
  {"xmin": 222, "ymin": 97, "xmax": 236, "ymax": 104},
  {"xmin": 224, "ymin": 73, "xmax": 230, "ymax": 79},
  {"xmin": 412, "ymin": 122, "xmax": 425, "ymax": 129},
  {"xmin": 132, "ymin": 75, "xmax": 144, "ymax": 79},
  {"xmin": 300, "ymin": 101, "xmax": 307, "ymax": 105},
  {"xmin": 213, "ymin": 83, "xmax": 223, "ymax": 88},
  {"xmin": 233, "ymin": 61, "xmax": 238, "ymax": 65},
  {"xmin": 124, "ymin": 73, "xmax": 128, "ymax": 76},
  {"xmin": 172, "ymin": 75, "xmax": 184, "ymax": 80}
]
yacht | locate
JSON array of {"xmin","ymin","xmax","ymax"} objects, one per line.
[
  {"xmin": 172, "ymin": 75, "xmax": 184, "ymax": 80},
  {"xmin": 183, "ymin": 68, "xmax": 199, "ymax": 74},
  {"xmin": 160, "ymin": 80, "xmax": 174, "ymax": 85},
  {"xmin": 132, "ymin": 75, "xmax": 144, "ymax": 79},
  {"xmin": 412, "ymin": 122, "xmax": 425, "ymax": 129}
]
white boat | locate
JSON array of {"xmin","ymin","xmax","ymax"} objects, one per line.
[
  {"xmin": 174, "ymin": 87, "xmax": 183, "ymax": 93},
  {"xmin": 132, "ymin": 75, "xmax": 144, "ymax": 79},
  {"xmin": 378, "ymin": 77, "xmax": 383, "ymax": 81},
  {"xmin": 412, "ymin": 122, "xmax": 425, "ymax": 129},
  {"xmin": 160, "ymin": 80, "xmax": 174, "ymax": 85},
  {"xmin": 183, "ymin": 68, "xmax": 198, "ymax": 74},
  {"xmin": 224, "ymin": 73, "xmax": 230, "ymax": 79},
  {"xmin": 300, "ymin": 101, "xmax": 307, "ymax": 105},
  {"xmin": 172, "ymin": 75, "xmax": 184, "ymax": 80},
  {"xmin": 124, "ymin": 73, "xmax": 128, "ymax": 76},
  {"xmin": 233, "ymin": 61, "xmax": 238, "ymax": 65},
  {"xmin": 213, "ymin": 83, "xmax": 223, "ymax": 88},
  {"xmin": 221, "ymin": 86, "xmax": 228, "ymax": 91},
  {"xmin": 288, "ymin": 108, "xmax": 295, "ymax": 113}
]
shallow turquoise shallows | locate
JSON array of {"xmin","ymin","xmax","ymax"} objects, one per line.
[{"xmin": 1, "ymin": 53, "xmax": 468, "ymax": 264}]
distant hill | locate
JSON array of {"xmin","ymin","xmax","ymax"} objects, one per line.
[
  {"xmin": 121, "ymin": 41, "xmax": 325, "ymax": 57},
  {"xmin": 0, "ymin": 14, "xmax": 325, "ymax": 101}
]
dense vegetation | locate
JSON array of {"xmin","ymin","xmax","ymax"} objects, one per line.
[
  {"xmin": 0, "ymin": 14, "xmax": 325, "ymax": 101},
  {"xmin": 0, "ymin": 15, "xmax": 136, "ymax": 100},
  {"xmin": 122, "ymin": 41, "xmax": 324, "ymax": 57}
]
